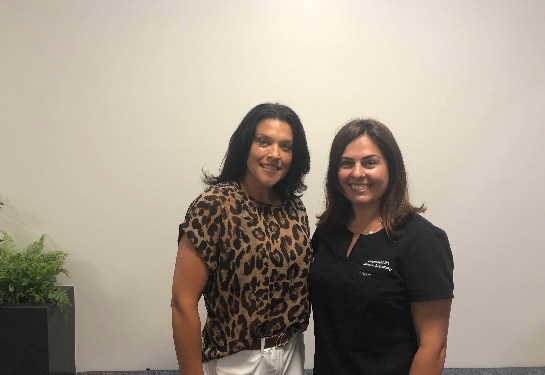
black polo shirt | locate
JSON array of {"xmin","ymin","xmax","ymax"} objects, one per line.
[{"xmin": 309, "ymin": 215, "xmax": 454, "ymax": 375}]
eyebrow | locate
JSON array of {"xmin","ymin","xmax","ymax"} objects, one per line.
[
  {"xmin": 340, "ymin": 155, "xmax": 380, "ymax": 160},
  {"xmin": 255, "ymin": 133, "xmax": 293, "ymax": 143}
]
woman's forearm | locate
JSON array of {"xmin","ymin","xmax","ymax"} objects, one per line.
[
  {"xmin": 172, "ymin": 234, "xmax": 209, "ymax": 375},
  {"xmin": 172, "ymin": 303, "xmax": 204, "ymax": 375},
  {"xmin": 408, "ymin": 345, "xmax": 447, "ymax": 375},
  {"xmin": 409, "ymin": 299, "xmax": 451, "ymax": 375}
]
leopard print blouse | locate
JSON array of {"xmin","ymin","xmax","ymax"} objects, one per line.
[{"xmin": 179, "ymin": 181, "xmax": 312, "ymax": 361}]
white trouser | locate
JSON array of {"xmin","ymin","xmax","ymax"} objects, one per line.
[{"xmin": 202, "ymin": 331, "xmax": 305, "ymax": 375}]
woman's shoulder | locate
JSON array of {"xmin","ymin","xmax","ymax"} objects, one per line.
[
  {"xmin": 189, "ymin": 182, "xmax": 241, "ymax": 209},
  {"xmin": 312, "ymin": 224, "xmax": 348, "ymax": 242},
  {"xmin": 286, "ymin": 195, "xmax": 307, "ymax": 210},
  {"xmin": 203, "ymin": 181, "xmax": 240, "ymax": 198},
  {"xmin": 402, "ymin": 214, "xmax": 449, "ymax": 242}
]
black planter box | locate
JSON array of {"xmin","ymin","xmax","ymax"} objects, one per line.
[{"xmin": 0, "ymin": 285, "xmax": 75, "ymax": 375}]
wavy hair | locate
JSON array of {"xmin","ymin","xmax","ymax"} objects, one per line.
[{"xmin": 316, "ymin": 119, "xmax": 425, "ymax": 241}]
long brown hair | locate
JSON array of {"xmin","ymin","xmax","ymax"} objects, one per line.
[{"xmin": 316, "ymin": 119, "xmax": 425, "ymax": 241}]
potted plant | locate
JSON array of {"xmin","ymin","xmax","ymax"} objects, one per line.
[{"xmin": 0, "ymin": 202, "xmax": 75, "ymax": 375}]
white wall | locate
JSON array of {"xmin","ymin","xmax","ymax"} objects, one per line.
[{"xmin": 1, "ymin": 0, "xmax": 544, "ymax": 371}]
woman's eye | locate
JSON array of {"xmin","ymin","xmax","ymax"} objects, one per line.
[
  {"xmin": 365, "ymin": 160, "xmax": 377, "ymax": 167},
  {"xmin": 281, "ymin": 144, "xmax": 292, "ymax": 152},
  {"xmin": 257, "ymin": 139, "xmax": 269, "ymax": 146},
  {"xmin": 340, "ymin": 161, "xmax": 353, "ymax": 168}
]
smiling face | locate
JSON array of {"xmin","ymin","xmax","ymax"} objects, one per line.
[
  {"xmin": 243, "ymin": 118, "xmax": 293, "ymax": 194},
  {"xmin": 337, "ymin": 134, "xmax": 389, "ymax": 211}
]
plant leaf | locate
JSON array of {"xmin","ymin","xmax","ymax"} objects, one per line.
[
  {"xmin": 22, "ymin": 234, "xmax": 45, "ymax": 256},
  {"xmin": 0, "ymin": 230, "xmax": 15, "ymax": 252},
  {"xmin": 0, "ymin": 232, "xmax": 70, "ymax": 318}
]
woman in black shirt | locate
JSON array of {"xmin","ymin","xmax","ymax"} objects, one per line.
[{"xmin": 310, "ymin": 119, "xmax": 454, "ymax": 375}]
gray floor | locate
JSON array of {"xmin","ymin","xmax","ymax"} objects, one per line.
[
  {"xmin": 441, "ymin": 370, "xmax": 545, "ymax": 375},
  {"xmin": 77, "ymin": 368, "xmax": 545, "ymax": 375}
]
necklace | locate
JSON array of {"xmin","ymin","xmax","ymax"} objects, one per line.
[{"xmin": 362, "ymin": 221, "xmax": 383, "ymax": 235}]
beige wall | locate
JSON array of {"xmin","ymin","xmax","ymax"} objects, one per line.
[{"xmin": 1, "ymin": 0, "xmax": 544, "ymax": 371}]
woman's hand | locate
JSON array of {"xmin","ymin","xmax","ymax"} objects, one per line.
[
  {"xmin": 409, "ymin": 299, "xmax": 452, "ymax": 375},
  {"xmin": 171, "ymin": 234, "xmax": 209, "ymax": 375}
]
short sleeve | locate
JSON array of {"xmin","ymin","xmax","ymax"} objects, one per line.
[
  {"xmin": 400, "ymin": 227, "xmax": 454, "ymax": 302},
  {"xmin": 178, "ymin": 192, "xmax": 224, "ymax": 273}
]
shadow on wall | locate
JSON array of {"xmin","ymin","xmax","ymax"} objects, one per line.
[
  {"xmin": 0, "ymin": 195, "xmax": 46, "ymax": 246},
  {"xmin": 528, "ymin": 325, "xmax": 545, "ymax": 363},
  {"xmin": 70, "ymin": 257, "xmax": 176, "ymax": 370},
  {"xmin": 70, "ymin": 260, "xmax": 139, "ymax": 366}
]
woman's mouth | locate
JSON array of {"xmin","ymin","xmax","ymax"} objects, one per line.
[
  {"xmin": 261, "ymin": 163, "xmax": 280, "ymax": 171},
  {"xmin": 350, "ymin": 184, "xmax": 371, "ymax": 191}
]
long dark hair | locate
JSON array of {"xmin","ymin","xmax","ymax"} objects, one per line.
[
  {"xmin": 203, "ymin": 103, "xmax": 310, "ymax": 199},
  {"xmin": 316, "ymin": 119, "xmax": 425, "ymax": 241}
]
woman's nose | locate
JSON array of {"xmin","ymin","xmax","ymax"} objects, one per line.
[
  {"xmin": 351, "ymin": 163, "xmax": 365, "ymax": 177},
  {"xmin": 269, "ymin": 144, "xmax": 280, "ymax": 158}
]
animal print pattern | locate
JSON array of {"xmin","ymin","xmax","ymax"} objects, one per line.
[{"xmin": 179, "ymin": 182, "xmax": 312, "ymax": 362}]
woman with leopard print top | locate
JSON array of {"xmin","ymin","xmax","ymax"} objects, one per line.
[{"xmin": 172, "ymin": 103, "xmax": 312, "ymax": 375}]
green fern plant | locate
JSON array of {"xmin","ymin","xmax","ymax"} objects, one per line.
[{"xmin": 0, "ymin": 229, "xmax": 71, "ymax": 318}]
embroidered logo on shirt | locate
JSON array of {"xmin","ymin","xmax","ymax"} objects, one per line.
[{"xmin": 363, "ymin": 260, "xmax": 392, "ymax": 272}]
